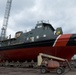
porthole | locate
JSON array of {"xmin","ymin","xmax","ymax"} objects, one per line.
[
  {"xmin": 43, "ymin": 34, "xmax": 46, "ymax": 37},
  {"xmin": 36, "ymin": 36, "xmax": 39, "ymax": 39},
  {"xmin": 27, "ymin": 38, "xmax": 29, "ymax": 40}
]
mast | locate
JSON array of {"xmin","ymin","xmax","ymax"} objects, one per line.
[{"xmin": 1, "ymin": 0, "xmax": 12, "ymax": 40}]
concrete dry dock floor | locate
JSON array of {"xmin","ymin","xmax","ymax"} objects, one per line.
[{"xmin": 0, "ymin": 67, "xmax": 76, "ymax": 75}]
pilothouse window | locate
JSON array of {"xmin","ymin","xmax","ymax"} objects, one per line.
[
  {"xmin": 37, "ymin": 25, "xmax": 42, "ymax": 28},
  {"xmin": 45, "ymin": 26, "xmax": 48, "ymax": 30}
]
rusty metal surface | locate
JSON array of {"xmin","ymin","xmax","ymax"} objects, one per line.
[
  {"xmin": 47, "ymin": 60, "xmax": 60, "ymax": 69},
  {"xmin": 0, "ymin": 67, "xmax": 76, "ymax": 75}
]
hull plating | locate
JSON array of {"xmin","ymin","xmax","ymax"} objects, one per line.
[
  {"xmin": 0, "ymin": 34, "xmax": 76, "ymax": 61},
  {"xmin": 0, "ymin": 46, "xmax": 75, "ymax": 61}
]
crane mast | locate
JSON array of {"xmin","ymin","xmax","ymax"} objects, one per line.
[{"xmin": 1, "ymin": 0, "xmax": 12, "ymax": 40}]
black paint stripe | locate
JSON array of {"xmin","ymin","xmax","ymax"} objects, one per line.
[
  {"xmin": 0, "ymin": 39, "xmax": 56, "ymax": 51},
  {"xmin": 67, "ymin": 34, "xmax": 76, "ymax": 46}
]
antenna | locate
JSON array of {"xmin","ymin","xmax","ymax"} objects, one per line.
[{"xmin": 1, "ymin": 0, "xmax": 12, "ymax": 40}]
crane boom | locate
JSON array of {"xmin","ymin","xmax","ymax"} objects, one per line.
[{"xmin": 1, "ymin": 0, "xmax": 12, "ymax": 40}]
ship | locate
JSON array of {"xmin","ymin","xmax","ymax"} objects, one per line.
[{"xmin": 0, "ymin": 21, "xmax": 76, "ymax": 62}]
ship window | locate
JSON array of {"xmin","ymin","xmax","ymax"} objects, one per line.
[
  {"xmin": 27, "ymin": 38, "xmax": 29, "ymax": 40},
  {"xmin": 37, "ymin": 25, "xmax": 42, "ymax": 28},
  {"xmin": 30, "ymin": 37, "xmax": 34, "ymax": 42},
  {"xmin": 45, "ymin": 26, "xmax": 48, "ymax": 30},
  {"xmin": 8, "ymin": 42, "xmax": 10, "ymax": 45},
  {"xmin": 36, "ymin": 36, "xmax": 39, "ymax": 39},
  {"xmin": 30, "ymin": 32, "xmax": 32, "ymax": 34},
  {"xmin": 43, "ymin": 34, "xmax": 46, "ymax": 37}
]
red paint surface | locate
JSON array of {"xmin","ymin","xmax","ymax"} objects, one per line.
[
  {"xmin": 0, "ymin": 34, "xmax": 75, "ymax": 61},
  {"xmin": 0, "ymin": 46, "xmax": 76, "ymax": 61},
  {"xmin": 55, "ymin": 34, "xmax": 72, "ymax": 46}
]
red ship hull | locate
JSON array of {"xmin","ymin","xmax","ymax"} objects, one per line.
[
  {"xmin": 0, "ymin": 34, "xmax": 76, "ymax": 61},
  {"xmin": 0, "ymin": 46, "xmax": 76, "ymax": 61}
]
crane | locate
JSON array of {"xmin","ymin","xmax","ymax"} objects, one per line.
[{"xmin": 1, "ymin": 0, "xmax": 12, "ymax": 40}]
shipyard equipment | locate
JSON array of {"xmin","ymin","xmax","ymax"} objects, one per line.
[
  {"xmin": 38, "ymin": 53, "xmax": 71, "ymax": 74},
  {"xmin": 1, "ymin": 0, "xmax": 12, "ymax": 40}
]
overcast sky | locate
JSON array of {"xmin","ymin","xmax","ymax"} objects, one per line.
[{"xmin": 0, "ymin": 0, "xmax": 76, "ymax": 37}]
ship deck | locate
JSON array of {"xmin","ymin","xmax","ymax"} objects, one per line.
[{"xmin": 0, "ymin": 67, "xmax": 76, "ymax": 75}]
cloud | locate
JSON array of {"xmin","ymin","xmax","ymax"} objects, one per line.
[{"xmin": 0, "ymin": 0, "xmax": 76, "ymax": 37}]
